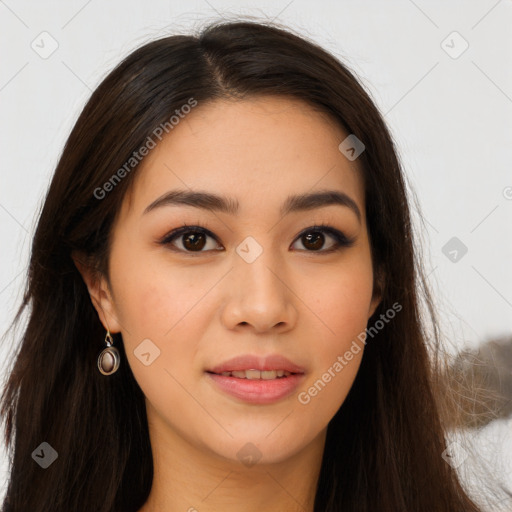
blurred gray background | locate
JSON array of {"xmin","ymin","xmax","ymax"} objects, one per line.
[{"xmin": 1, "ymin": 1, "xmax": 511, "ymax": 509}]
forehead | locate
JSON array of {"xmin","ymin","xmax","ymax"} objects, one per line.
[{"xmin": 120, "ymin": 95, "xmax": 365, "ymax": 222}]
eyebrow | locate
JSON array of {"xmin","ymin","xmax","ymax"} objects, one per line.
[{"xmin": 143, "ymin": 188, "xmax": 362, "ymax": 223}]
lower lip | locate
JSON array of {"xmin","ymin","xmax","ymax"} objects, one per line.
[{"xmin": 206, "ymin": 372, "xmax": 305, "ymax": 404}]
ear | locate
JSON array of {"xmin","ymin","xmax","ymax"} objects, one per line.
[
  {"xmin": 368, "ymin": 265, "xmax": 385, "ymax": 319},
  {"xmin": 72, "ymin": 250, "xmax": 122, "ymax": 333}
]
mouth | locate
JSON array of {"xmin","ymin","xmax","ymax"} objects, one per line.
[
  {"xmin": 207, "ymin": 353, "xmax": 305, "ymax": 375},
  {"xmin": 205, "ymin": 354, "xmax": 306, "ymax": 404},
  {"xmin": 206, "ymin": 369, "xmax": 298, "ymax": 379}
]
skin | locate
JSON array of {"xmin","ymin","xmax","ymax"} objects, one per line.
[{"xmin": 75, "ymin": 96, "xmax": 382, "ymax": 512}]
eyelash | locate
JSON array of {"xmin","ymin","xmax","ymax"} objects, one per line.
[{"xmin": 159, "ymin": 222, "xmax": 355, "ymax": 255}]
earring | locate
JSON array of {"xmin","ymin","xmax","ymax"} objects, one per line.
[{"xmin": 97, "ymin": 329, "xmax": 120, "ymax": 375}]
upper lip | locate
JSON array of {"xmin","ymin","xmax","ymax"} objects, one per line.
[{"xmin": 207, "ymin": 354, "xmax": 305, "ymax": 374}]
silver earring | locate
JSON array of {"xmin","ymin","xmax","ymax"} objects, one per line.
[{"xmin": 97, "ymin": 329, "xmax": 120, "ymax": 375}]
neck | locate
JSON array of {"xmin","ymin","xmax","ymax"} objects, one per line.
[{"xmin": 138, "ymin": 407, "xmax": 326, "ymax": 512}]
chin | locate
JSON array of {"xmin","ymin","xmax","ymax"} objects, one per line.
[{"xmin": 199, "ymin": 424, "xmax": 318, "ymax": 467}]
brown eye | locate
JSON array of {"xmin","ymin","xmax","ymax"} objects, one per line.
[
  {"xmin": 293, "ymin": 230, "xmax": 337, "ymax": 252},
  {"xmin": 301, "ymin": 231, "xmax": 326, "ymax": 250},
  {"xmin": 160, "ymin": 224, "xmax": 354, "ymax": 255},
  {"xmin": 291, "ymin": 226, "xmax": 354, "ymax": 253},
  {"xmin": 161, "ymin": 226, "xmax": 222, "ymax": 253},
  {"xmin": 182, "ymin": 231, "xmax": 207, "ymax": 251}
]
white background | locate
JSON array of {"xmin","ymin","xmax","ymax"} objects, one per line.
[{"xmin": 0, "ymin": 1, "xmax": 511, "ymax": 510}]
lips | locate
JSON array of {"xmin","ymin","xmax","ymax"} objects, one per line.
[
  {"xmin": 207, "ymin": 354, "xmax": 305, "ymax": 375},
  {"xmin": 205, "ymin": 354, "xmax": 306, "ymax": 404},
  {"xmin": 215, "ymin": 369, "xmax": 293, "ymax": 379}
]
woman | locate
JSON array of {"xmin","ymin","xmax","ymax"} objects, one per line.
[{"xmin": 0, "ymin": 18, "xmax": 484, "ymax": 512}]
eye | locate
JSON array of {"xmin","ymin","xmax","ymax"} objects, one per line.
[
  {"xmin": 159, "ymin": 223, "xmax": 355, "ymax": 254},
  {"xmin": 160, "ymin": 224, "xmax": 222, "ymax": 253},
  {"xmin": 291, "ymin": 224, "xmax": 355, "ymax": 253}
]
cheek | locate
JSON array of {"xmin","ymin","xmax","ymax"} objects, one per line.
[
  {"xmin": 294, "ymin": 296, "xmax": 368, "ymax": 432},
  {"xmin": 294, "ymin": 254, "xmax": 373, "ymax": 412},
  {"xmin": 109, "ymin": 241, "xmax": 206, "ymax": 337},
  {"xmin": 313, "ymin": 276, "xmax": 372, "ymax": 331},
  {"xmin": 109, "ymin": 244, "xmax": 221, "ymax": 388},
  {"xmin": 299, "ymin": 251, "xmax": 375, "ymax": 343}
]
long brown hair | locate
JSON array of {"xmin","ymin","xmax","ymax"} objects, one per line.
[{"xmin": 0, "ymin": 18, "xmax": 485, "ymax": 511}]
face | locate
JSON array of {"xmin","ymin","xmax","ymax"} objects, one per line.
[{"xmin": 82, "ymin": 96, "xmax": 381, "ymax": 466}]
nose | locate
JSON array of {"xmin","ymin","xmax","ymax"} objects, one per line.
[{"xmin": 219, "ymin": 248, "xmax": 298, "ymax": 334}]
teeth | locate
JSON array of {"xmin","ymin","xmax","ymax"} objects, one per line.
[
  {"xmin": 218, "ymin": 370, "xmax": 292, "ymax": 379},
  {"xmin": 246, "ymin": 369, "xmax": 262, "ymax": 380}
]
